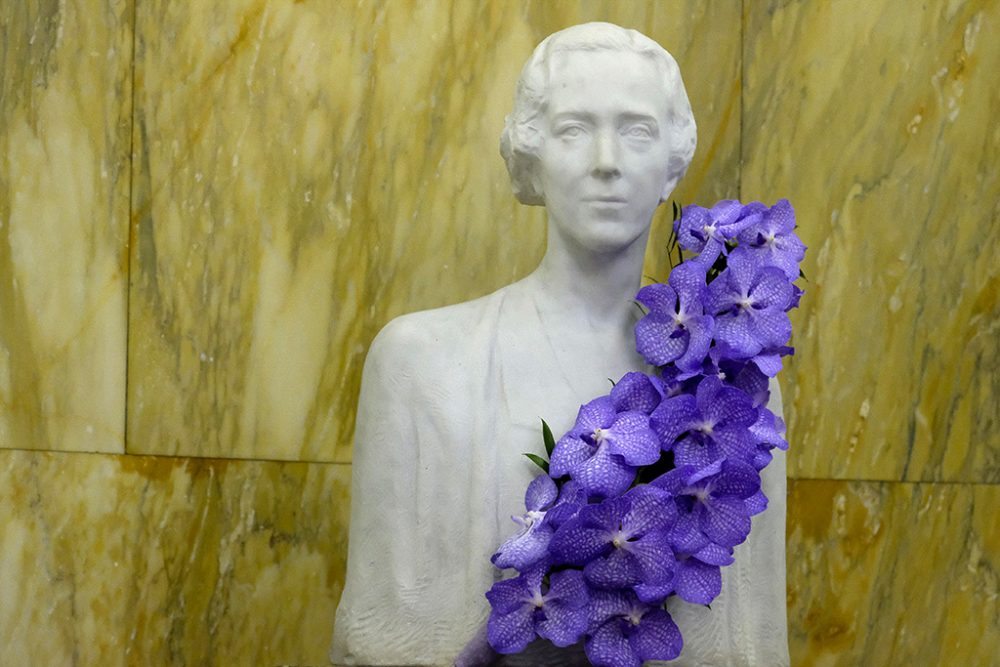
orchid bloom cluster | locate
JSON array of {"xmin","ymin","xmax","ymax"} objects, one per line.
[{"xmin": 485, "ymin": 199, "xmax": 806, "ymax": 666}]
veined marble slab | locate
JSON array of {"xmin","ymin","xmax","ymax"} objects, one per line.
[
  {"xmin": 0, "ymin": 1, "xmax": 132, "ymax": 453},
  {"xmin": 787, "ymin": 479, "xmax": 999, "ymax": 666},
  {"xmin": 5, "ymin": 460, "xmax": 997, "ymax": 665},
  {"xmin": 126, "ymin": 1, "xmax": 742, "ymax": 462},
  {"xmin": 0, "ymin": 449, "xmax": 350, "ymax": 666},
  {"xmin": 743, "ymin": 0, "xmax": 1000, "ymax": 482}
]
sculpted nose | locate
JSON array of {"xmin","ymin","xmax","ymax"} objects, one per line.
[{"xmin": 591, "ymin": 130, "xmax": 621, "ymax": 178}]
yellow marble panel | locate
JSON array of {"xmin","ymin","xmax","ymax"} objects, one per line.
[
  {"xmin": 787, "ymin": 479, "xmax": 1000, "ymax": 666},
  {"xmin": 0, "ymin": 1, "xmax": 132, "ymax": 452},
  {"xmin": 742, "ymin": 0, "xmax": 1000, "ymax": 481},
  {"xmin": 126, "ymin": 1, "xmax": 743, "ymax": 462},
  {"xmin": 0, "ymin": 449, "xmax": 350, "ymax": 666}
]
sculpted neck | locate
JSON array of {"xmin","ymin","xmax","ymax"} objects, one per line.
[{"xmin": 525, "ymin": 220, "xmax": 651, "ymax": 332}]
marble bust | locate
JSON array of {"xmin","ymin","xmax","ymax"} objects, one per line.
[{"xmin": 330, "ymin": 22, "xmax": 789, "ymax": 667}]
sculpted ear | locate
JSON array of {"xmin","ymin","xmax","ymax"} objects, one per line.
[
  {"xmin": 515, "ymin": 156, "xmax": 545, "ymax": 206},
  {"xmin": 529, "ymin": 168, "xmax": 545, "ymax": 206}
]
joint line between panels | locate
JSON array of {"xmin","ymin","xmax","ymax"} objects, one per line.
[
  {"xmin": 0, "ymin": 446, "xmax": 354, "ymax": 468},
  {"xmin": 739, "ymin": 0, "xmax": 745, "ymax": 201},
  {"xmin": 123, "ymin": 0, "xmax": 139, "ymax": 456},
  {"xmin": 787, "ymin": 476, "xmax": 999, "ymax": 488}
]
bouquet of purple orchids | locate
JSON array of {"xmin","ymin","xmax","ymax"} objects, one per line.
[{"xmin": 485, "ymin": 199, "xmax": 806, "ymax": 666}]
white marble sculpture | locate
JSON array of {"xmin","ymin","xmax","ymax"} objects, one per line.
[{"xmin": 330, "ymin": 22, "xmax": 789, "ymax": 667}]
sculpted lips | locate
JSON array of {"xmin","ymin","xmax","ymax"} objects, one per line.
[{"xmin": 587, "ymin": 196, "xmax": 628, "ymax": 206}]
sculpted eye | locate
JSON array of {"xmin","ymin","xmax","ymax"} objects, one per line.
[
  {"xmin": 557, "ymin": 124, "xmax": 585, "ymax": 138},
  {"xmin": 624, "ymin": 124, "xmax": 654, "ymax": 139}
]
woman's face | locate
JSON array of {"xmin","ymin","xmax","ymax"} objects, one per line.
[{"xmin": 536, "ymin": 49, "xmax": 674, "ymax": 256}]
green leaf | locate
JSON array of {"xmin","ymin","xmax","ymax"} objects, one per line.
[
  {"xmin": 541, "ymin": 419, "xmax": 556, "ymax": 457},
  {"xmin": 705, "ymin": 250, "xmax": 729, "ymax": 284},
  {"xmin": 799, "ymin": 268, "xmax": 808, "ymax": 281},
  {"xmin": 523, "ymin": 453, "xmax": 549, "ymax": 473},
  {"xmin": 672, "ymin": 200, "xmax": 681, "ymax": 221}
]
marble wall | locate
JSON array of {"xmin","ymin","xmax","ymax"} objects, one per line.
[
  {"xmin": 125, "ymin": 0, "xmax": 743, "ymax": 463},
  {"xmin": 743, "ymin": 0, "xmax": 1000, "ymax": 484},
  {"xmin": 1, "ymin": 0, "xmax": 996, "ymax": 665},
  {"xmin": 0, "ymin": 449, "xmax": 351, "ymax": 665},
  {"xmin": 746, "ymin": 1, "xmax": 1000, "ymax": 664},
  {"xmin": 0, "ymin": 0, "xmax": 131, "ymax": 454}
]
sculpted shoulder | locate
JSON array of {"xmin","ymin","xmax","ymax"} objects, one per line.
[{"xmin": 365, "ymin": 288, "xmax": 506, "ymax": 383}]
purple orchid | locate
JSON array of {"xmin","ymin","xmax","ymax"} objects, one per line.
[
  {"xmin": 750, "ymin": 407, "xmax": 788, "ymax": 453},
  {"xmin": 706, "ymin": 248, "xmax": 795, "ymax": 360},
  {"xmin": 674, "ymin": 542, "xmax": 734, "ymax": 605},
  {"xmin": 715, "ymin": 336, "xmax": 795, "ymax": 381},
  {"xmin": 667, "ymin": 458, "xmax": 761, "ymax": 548},
  {"xmin": 714, "ymin": 341, "xmax": 789, "ymax": 378},
  {"xmin": 745, "ymin": 488, "xmax": 770, "ymax": 516},
  {"xmin": 736, "ymin": 198, "xmax": 807, "ymax": 281},
  {"xmin": 549, "ymin": 397, "xmax": 661, "ymax": 498},
  {"xmin": 752, "ymin": 344, "xmax": 796, "ymax": 377},
  {"xmin": 634, "ymin": 262, "xmax": 714, "ymax": 375},
  {"xmin": 649, "ymin": 376, "xmax": 758, "ymax": 468},
  {"xmin": 585, "ymin": 590, "xmax": 683, "ymax": 667},
  {"xmin": 672, "ymin": 517, "xmax": 734, "ymax": 604},
  {"xmin": 655, "ymin": 365, "xmax": 686, "ymax": 399},
  {"xmin": 790, "ymin": 283, "xmax": 805, "ymax": 309},
  {"xmin": 492, "ymin": 474, "xmax": 560, "ymax": 570},
  {"xmin": 676, "ymin": 200, "xmax": 763, "ymax": 268},
  {"xmin": 630, "ymin": 500, "xmax": 736, "ymax": 606},
  {"xmin": 550, "ymin": 485, "xmax": 678, "ymax": 590},
  {"xmin": 609, "ymin": 372, "xmax": 665, "ymax": 415},
  {"xmin": 486, "ymin": 198, "xmax": 805, "ymax": 664},
  {"xmin": 548, "ymin": 491, "xmax": 677, "ymax": 589},
  {"xmin": 486, "ymin": 563, "xmax": 591, "ymax": 653},
  {"xmin": 724, "ymin": 359, "xmax": 770, "ymax": 406},
  {"xmin": 744, "ymin": 407, "xmax": 788, "ymax": 512}
]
